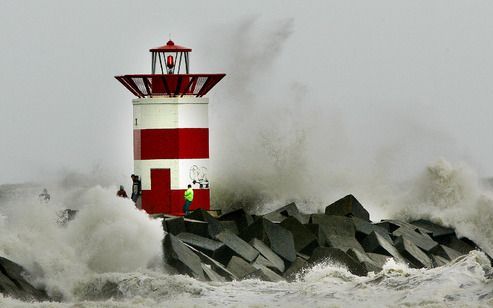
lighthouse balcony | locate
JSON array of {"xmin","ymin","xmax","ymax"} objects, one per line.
[{"xmin": 115, "ymin": 74, "xmax": 225, "ymax": 98}]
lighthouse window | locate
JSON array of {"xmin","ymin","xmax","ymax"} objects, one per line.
[{"xmin": 135, "ymin": 118, "xmax": 138, "ymax": 126}]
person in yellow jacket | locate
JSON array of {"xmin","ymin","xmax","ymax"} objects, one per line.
[{"xmin": 183, "ymin": 184, "xmax": 194, "ymax": 215}]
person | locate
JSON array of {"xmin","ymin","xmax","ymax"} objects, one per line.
[
  {"xmin": 116, "ymin": 185, "xmax": 128, "ymax": 198},
  {"xmin": 130, "ymin": 174, "xmax": 142, "ymax": 209},
  {"xmin": 38, "ymin": 188, "xmax": 50, "ymax": 203},
  {"xmin": 183, "ymin": 184, "xmax": 194, "ymax": 215}
]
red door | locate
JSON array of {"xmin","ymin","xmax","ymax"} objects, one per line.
[{"xmin": 142, "ymin": 168, "xmax": 171, "ymax": 214}]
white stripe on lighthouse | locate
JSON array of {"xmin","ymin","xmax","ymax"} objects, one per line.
[
  {"xmin": 134, "ymin": 158, "xmax": 210, "ymax": 190},
  {"xmin": 133, "ymin": 97, "xmax": 209, "ymax": 130}
]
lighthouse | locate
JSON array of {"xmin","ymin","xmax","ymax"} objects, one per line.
[{"xmin": 115, "ymin": 39, "xmax": 225, "ymax": 215}]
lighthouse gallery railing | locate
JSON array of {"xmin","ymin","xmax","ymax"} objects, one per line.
[{"xmin": 115, "ymin": 74, "xmax": 225, "ymax": 98}]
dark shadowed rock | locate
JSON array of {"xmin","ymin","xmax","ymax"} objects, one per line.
[
  {"xmin": 305, "ymin": 224, "xmax": 326, "ymax": 246},
  {"xmin": 252, "ymin": 264, "xmax": 285, "ymax": 282},
  {"xmin": 163, "ymin": 234, "xmax": 205, "ymax": 280},
  {"xmin": 263, "ymin": 202, "xmax": 310, "ymax": 224},
  {"xmin": 220, "ymin": 221, "xmax": 239, "ymax": 235},
  {"xmin": 310, "ymin": 215, "xmax": 355, "ymax": 237},
  {"xmin": 216, "ymin": 230, "xmax": 259, "ymax": 262},
  {"xmin": 440, "ymin": 236, "xmax": 476, "ymax": 255},
  {"xmin": 184, "ymin": 218, "xmax": 209, "ymax": 238},
  {"xmin": 280, "ymin": 217, "xmax": 318, "ymax": 252},
  {"xmin": 0, "ymin": 256, "xmax": 49, "ymax": 301},
  {"xmin": 201, "ymin": 263, "xmax": 226, "ymax": 282},
  {"xmin": 184, "ymin": 244, "xmax": 237, "ymax": 281},
  {"xmin": 283, "ymin": 257, "xmax": 307, "ymax": 282},
  {"xmin": 219, "ymin": 208, "xmax": 254, "ymax": 232},
  {"xmin": 430, "ymin": 245, "xmax": 464, "ymax": 261},
  {"xmin": 250, "ymin": 238, "xmax": 285, "ymax": 273},
  {"xmin": 394, "ymin": 236, "xmax": 433, "ymax": 268},
  {"xmin": 351, "ymin": 217, "xmax": 393, "ymax": 243},
  {"xmin": 162, "ymin": 216, "xmax": 186, "ymax": 235},
  {"xmin": 308, "ymin": 247, "xmax": 368, "ymax": 276},
  {"xmin": 361, "ymin": 231, "xmax": 406, "ymax": 263},
  {"xmin": 410, "ymin": 219, "xmax": 455, "ymax": 238},
  {"xmin": 325, "ymin": 195, "xmax": 370, "ymax": 221}
]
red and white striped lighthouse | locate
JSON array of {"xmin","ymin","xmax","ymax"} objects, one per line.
[{"xmin": 115, "ymin": 39, "xmax": 225, "ymax": 215}]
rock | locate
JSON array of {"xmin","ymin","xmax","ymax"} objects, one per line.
[
  {"xmin": 220, "ymin": 221, "xmax": 239, "ymax": 235},
  {"xmin": 410, "ymin": 219, "xmax": 455, "ymax": 238},
  {"xmin": 430, "ymin": 245, "xmax": 464, "ymax": 261},
  {"xmin": 280, "ymin": 217, "xmax": 318, "ymax": 253},
  {"xmin": 351, "ymin": 217, "xmax": 393, "ymax": 243},
  {"xmin": 431, "ymin": 254, "xmax": 449, "ymax": 267},
  {"xmin": 263, "ymin": 202, "xmax": 310, "ymax": 224},
  {"xmin": 162, "ymin": 217, "xmax": 186, "ymax": 235},
  {"xmin": 184, "ymin": 244, "xmax": 237, "ymax": 281},
  {"xmin": 346, "ymin": 248, "xmax": 382, "ymax": 272},
  {"xmin": 203, "ymin": 213, "xmax": 225, "ymax": 238},
  {"xmin": 325, "ymin": 194, "xmax": 370, "ymax": 221},
  {"xmin": 226, "ymin": 256, "xmax": 259, "ymax": 280},
  {"xmin": 201, "ymin": 263, "xmax": 226, "ymax": 282},
  {"xmin": 377, "ymin": 220, "xmax": 432, "ymax": 234},
  {"xmin": 307, "ymin": 247, "xmax": 368, "ymax": 276},
  {"xmin": 185, "ymin": 209, "xmax": 210, "ymax": 221},
  {"xmin": 215, "ymin": 230, "xmax": 259, "ymax": 262},
  {"xmin": 367, "ymin": 253, "xmax": 391, "ymax": 268},
  {"xmin": 392, "ymin": 227, "xmax": 439, "ymax": 252},
  {"xmin": 440, "ymin": 236, "xmax": 476, "ymax": 255},
  {"xmin": 163, "ymin": 234, "xmax": 205, "ymax": 280},
  {"xmin": 252, "ymin": 264, "xmax": 285, "ymax": 282},
  {"xmin": 219, "ymin": 208, "xmax": 254, "ymax": 232},
  {"xmin": 249, "ymin": 238, "xmax": 285, "ymax": 273},
  {"xmin": 184, "ymin": 218, "xmax": 209, "ymax": 238},
  {"xmin": 176, "ymin": 233, "xmax": 232, "ymax": 264},
  {"xmin": 394, "ymin": 236, "xmax": 433, "ymax": 268},
  {"xmin": 0, "ymin": 256, "xmax": 49, "ymax": 301},
  {"xmin": 305, "ymin": 224, "xmax": 326, "ymax": 246},
  {"xmin": 283, "ymin": 257, "xmax": 307, "ymax": 282},
  {"xmin": 361, "ymin": 231, "xmax": 406, "ymax": 263},
  {"xmin": 310, "ymin": 215, "xmax": 356, "ymax": 237},
  {"xmin": 240, "ymin": 219, "xmax": 296, "ymax": 262}
]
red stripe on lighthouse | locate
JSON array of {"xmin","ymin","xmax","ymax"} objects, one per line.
[{"xmin": 134, "ymin": 128, "xmax": 209, "ymax": 160}]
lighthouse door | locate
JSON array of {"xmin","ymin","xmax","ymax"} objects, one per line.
[{"xmin": 148, "ymin": 168, "xmax": 171, "ymax": 214}]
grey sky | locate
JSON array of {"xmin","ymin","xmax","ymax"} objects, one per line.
[{"xmin": 1, "ymin": 0, "xmax": 492, "ymax": 194}]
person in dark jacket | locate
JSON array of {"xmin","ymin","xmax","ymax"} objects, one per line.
[
  {"xmin": 131, "ymin": 174, "xmax": 142, "ymax": 209},
  {"xmin": 117, "ymin": 185, "xmax": 128, "ymax": 198}
]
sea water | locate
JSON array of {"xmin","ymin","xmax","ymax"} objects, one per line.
[{"xmin": 1, "ymin": 160, "xmax": 493, "ymax": 307}]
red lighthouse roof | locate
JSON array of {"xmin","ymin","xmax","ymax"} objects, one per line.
[{"xmin": 149, "ymin": 40, "xmax": 192, "ymax": 52}]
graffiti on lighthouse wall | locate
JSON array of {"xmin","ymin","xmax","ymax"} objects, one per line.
[{"xmin": 189, "ymin": 165, "xmax": 209, "ymax": 188}]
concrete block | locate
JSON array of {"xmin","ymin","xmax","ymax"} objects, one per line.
[
  {"xmin": 176, "ymin": 232, "xmax": 232, "ymax": 264},
  {"xmin": 377, "ymin": 220, "xmax": 432, "ymax": 234},
  {"xmin": 325, "ymin": 194, "xmax": 370, "ymax": 221},
  {"xmin": 392, "ymin": 227, "xmax": 438, "ymax": 252},
  {"xmin": 346, "ymin": 248, "xmax": 382, "ymax": 272},
  {"xmin": 201, "ymin": 263, "xmax": 226, "ymax": 282},
  {"xmin": 185, "ymin": 208, "xmax": 210, "ymax": 221},
  {"xmin": 263, "ymin": 202, "xmax": 310, "ymax": 224},
  {"xmin": 226, "ymin": 256, "xmax": 259, "ymax": 280},
  {"xmin": 311, "ymin": 215, "xmax": 356, "ymax": 237},
  {"xmin": 203, "ymin": 212, "xmax": 225, "ymax": 238},
  {"xmin": 162, "ymin": 217, "xmax": 185, "ymax": 235},
  {"xmin": 263, "ymin": 220, "xmax": 297, "ymax": 262},
  {"xmin": 430, "ymin": 245, "xmax": 463, "ymax": 261},
  {"xmin": 351, "ymin": 217, "xmax": 393, "ymax": 243},
  {"xmin": 431, "ymin": 254, "xmax": 449, "ymax": 267},
  {"xmin": 439, "ymin": 236, "xmax": 475, "ymax": 254},
  {"xmin": 220, "ymin": 208, "xmax": 254, "ymax": 232},
  {"xmin": 283, "ymin": 257, "xmax": 307, "ymax": 282},
  {"xmin": 361, "ymin": 231, "xmax": 406, "ymax": 263},
  {"xmin": 216, "ymin": 230, "xmax": 259, "ymax": 262},
  {"xmin": 0, "ymin": 256, "xmax": 49, "ymax": 301},
  {"xmin": 280, "ymin": 217, "xmax": 318, "ymax": 252},
  {"xmin": 163, "ymin": 234, "xmax": 205, "ymax": 280},
  {"xmin": 250, "ymin": 238, "xmax": 285, "ymax": 273},
  {"xmin": 308, "ymin": 247, "xmax": 368, "ymax": 276},
  {"xmin": 240, "ymin": 219, "xmax": 296, "ymax": 262},
  {"xmin": 220, "ymin": 220, "xmax": 239, "ymax": 235},
  {"xmin": 252, "ymin": 264, "xmax": 285, "ymax": 282},
  {"xmin": 367, "ymin": 253, "xmax": 391, "ymax": 268},
  {"xmin": 184, "ymin": 218, "xmax": 209, "ymax": 238},
  {"xmin": 184, "ymin": 243, "xmax": 237, "ymax": 281},
  {"xmin": 323, "ymin": 233, "xmax": 365, "ymax": 253},
  {"xmin": 410, "ymin": 219, "xmax": 455, "ymax": 238},
  {"xmin": 394, "ymin": 236, "xmax": 433, "ymax": 268}
]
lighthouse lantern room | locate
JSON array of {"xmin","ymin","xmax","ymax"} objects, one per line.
[{"xmin": 116, "ymin": 39, "xmax": 225, "ymax": 215}]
